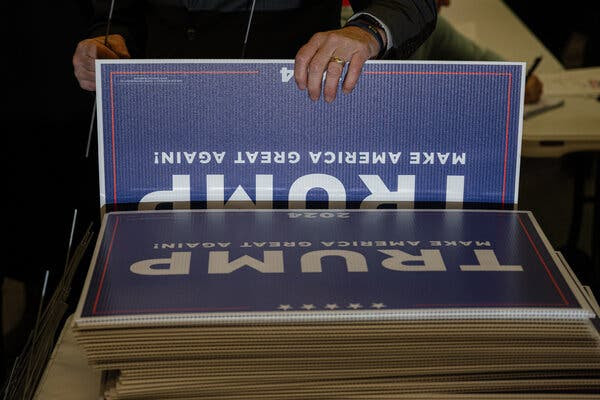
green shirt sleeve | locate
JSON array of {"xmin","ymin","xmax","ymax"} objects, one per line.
[{"xmin": 409, "ymin": 16, "xmax": 503, "ymax": 61}]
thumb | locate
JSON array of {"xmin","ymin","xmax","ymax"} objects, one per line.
[{"xmin": 106, "ymin": 34, "xmax": 131, "ymax": 58}]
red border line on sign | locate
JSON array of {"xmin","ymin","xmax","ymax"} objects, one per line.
[
  {"xmin": 414, "ymin": 213, "xmax": 568, "ymax": 308},
  {"xmin": 92, "ymin": 216, "xmax": 120, "ymax": 315},
  {"xmin": 108, "ymin": 69, "xmax": 515, "ymax": 207},
  {"xmin": 415, "ymin": 303, "xmax": 566, "ymax": 307},
  {"xmin": 517, "ymin": 215, "xmax": 569, "ymax": 305},
  {"xmin": 112, "ymin": 71, "xmax": 260, "ymax": 75},
  {"xmin": 364, "ymin": 71, "xmax": 510, "ymax": 76},
  {"xmin": 364, "ymin": 71, "xmax": 513, "ymax": 205},
  {"xmin": 109, "ymin": 70, "xmax": 260, "ymax": 205},
  {"xmin": 94, "ymin": 306, "xmax": 252, "ymax": 315},
  {"xmin": 89, "ymin": 212, "xmax": 569, "ymax": 316},
  {"xmin": 503, "ymin": 73, "xmax": 512, "ymax": 205},
  {"xmin": 110, "ymin": 74, "xmax": 117, "ymax": 206}
]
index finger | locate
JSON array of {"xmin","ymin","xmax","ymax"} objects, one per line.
[
  {"xmin": 342, "ymin": 53, "xmax": 368, "ymax": 94},
  {"xmin": 294, "ymin": 34, "xmax": 323, "ymax": 91}
]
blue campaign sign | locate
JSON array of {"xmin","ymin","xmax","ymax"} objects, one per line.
[
  {"xmin": 76, "ymin": 210, "xmax": 590, "ymax": 326},
  {"xmin": 96, "ymin": 61, "xmax": 525, "ymax": 210}
]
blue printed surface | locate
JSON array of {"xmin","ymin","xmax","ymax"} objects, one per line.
[
  {"xmin": 80, "ymin": 210, "xmax": 580, "ymax": 319},
  {"xmin": 97, "ymin": 61, "xmax": 524, "ymax": 209}
]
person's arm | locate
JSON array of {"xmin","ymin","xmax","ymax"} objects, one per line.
[
  {"xmin": 416, "ymin": 17, "xmax": 502, "ymax": 62},
  {"xmin": 410, "ymin": 17, "xmax": 543, "ymax": 104},
  {"xmin": 73, "ymin": 0, "xmax": 146, "ymax": 91},
  {"xmin": 294, "ymin": 0, "xmax": 437, "ymax": 103},
  {"xmin": 73, "ymin": 35, "xmax": 131, "ymax": 91},
  {"xmin": 351, "ymin": 0, "xmax": 438, "ymax": 58}
]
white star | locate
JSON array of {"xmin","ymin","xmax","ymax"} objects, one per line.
[
  {"xmin": 278, "ymin": 304, "xmax": 292, "ymax": 311},
  {"xmin": 324, "ymin": 304, "xmax": 339, "ymax": 310},
  {"xmin": 301, "ymin": 304, "xmax": 316, "ymax": 310},
  {"xmin": 371, "ymin": 303, "xmax": 386, "ymax": 309},
  {"xmin": 348, "ymin": 303, "xmax": 363, "ymax": 309}
]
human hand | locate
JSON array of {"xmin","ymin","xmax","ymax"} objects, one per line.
[
  {"xmin": 524, "ymin": 74, "xmax": 543, "ymax": 104},
  {"xmin": 294, "ymin": 26, "xmax": 383, "ymax": 103},
  {"xmin": 73, "ymin": 35, "xmax": 131, "ymax": 91}
]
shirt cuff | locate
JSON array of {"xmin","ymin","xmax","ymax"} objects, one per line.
[{"xmin": 348, "ymin": 12, "xmax": 393, "ymax": 53}]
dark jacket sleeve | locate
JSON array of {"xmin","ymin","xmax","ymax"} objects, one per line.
[
  {"xmin": 350, "ymin": 0, "xmax": 438, "ymax": 59},
  {"xmin": 88, "ymin": 0, "xmax": 147, "ymax": 57}
]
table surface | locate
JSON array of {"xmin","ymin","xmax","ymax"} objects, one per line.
[{"xmin": 443, "ymin": 0, "xmax": 600, "ymax": 157}]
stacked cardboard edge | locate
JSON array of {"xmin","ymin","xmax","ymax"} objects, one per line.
[{"xmin": 72, "ymin": 210, "xmax": 600, "ymax": 399}]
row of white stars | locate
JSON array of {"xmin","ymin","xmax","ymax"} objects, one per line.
[{"xmin": 277, "ymin": 303, "xmax": 386, "ymax": 311}]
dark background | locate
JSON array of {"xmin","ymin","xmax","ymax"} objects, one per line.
[{"xmin": 2, "ymin": 0, "xmax": 599, "ymax": 386}]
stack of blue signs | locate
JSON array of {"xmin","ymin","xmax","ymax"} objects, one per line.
[
  {"xmin": 71, "ymin": 61, "xmax": 600, "ymax": 399},
  {"xmin": 72, "ymin": 210, "xmax": 600, "ymax": 398}
]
